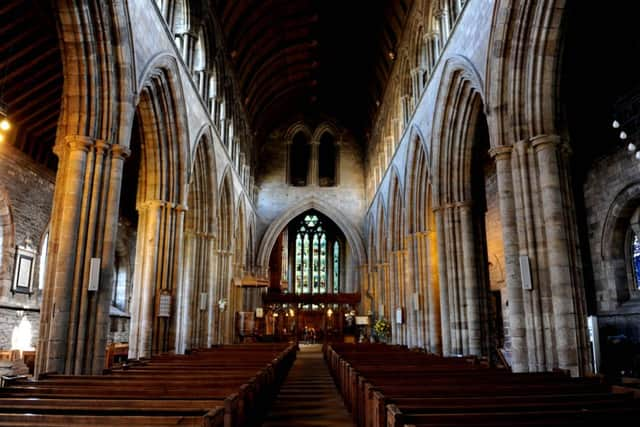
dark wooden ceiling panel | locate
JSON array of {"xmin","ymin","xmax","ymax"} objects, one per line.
[
  {"xmin": 0, "ymin": 0, "xmax": 62, "ymax": 169},
  {"xmin": 214, "ymin": 0, "xmax": 413, "ymax": 142}
]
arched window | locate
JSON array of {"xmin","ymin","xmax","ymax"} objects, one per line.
[
  {"xmin": 294, "ymin": 215, "xmax": 328, "ymax": 294},
  {"xmin": 289, "ymin": 131, "xmax": 310, "ymax": 186},
  {"xmin": 630, "ymin": 230, "xmax": 640, "ymax": 291},
  {"xmin": 193, "ymin": 28, "xmax": 206, "ymax": 92},
  {"xmin": 173, "ymin": 0, "xmax": 188, "ymax": 34},
  {"xmin": 208, "ymin": 72, "xmax": 217, "ymax": 117},
  {"xmin": 318, "ymin": 132, "xmax": 337, "ymax": 187},
  {"xmin": 38, "ymin": 231, "xmax": 49, "ymax": 290},
  {"xmin": 112, "ymin": 255, "xmax": 128, "ymax": 311}
]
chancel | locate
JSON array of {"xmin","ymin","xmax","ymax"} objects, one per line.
[{"xmin": 0, "ymin": 0, "xmax": 639, "ymax": 425}]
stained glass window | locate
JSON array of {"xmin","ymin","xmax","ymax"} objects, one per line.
[
  {"xmin": 294, "ymin": 214, "xmax": 333, "ymax": 294},
  {"xmin": 333, "ymin": 241, "xmax": 339, "ymax": 292},
  {"xmin": 633, "ymin": 234, "xmax": 640, "ymax": 290}
]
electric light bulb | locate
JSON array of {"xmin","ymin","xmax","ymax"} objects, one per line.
[
  {"xmin": 620, "ymin": 131, "xmax": 628, "ymax": 140},
  {"xmin": 0, "ymin": 119, "xmax": 9, "ymax": 131},
  {"xmin": 628, "ymin": 143, "xmax": 637, "ymax": 152},
  {"xmin": 613, "ymin": 120, "xmax": 620, "ymax": 129}
]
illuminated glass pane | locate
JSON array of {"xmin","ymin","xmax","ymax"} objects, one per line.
[
  {"xmin": 333, "ymin": 241, "xmax": 339, "ymax": 293},
  {"xmin": 633, "ymin": 234, "xmax": 640, "ymax": 290},
  {"xmin": 320, "ymin": 234, "xmax": 327, "ymax": 293},
  {"xmin": 303, "ymin": 234, "xmax": 310, "ymax": 292},
  {"xmin": 295, "ymin": 233, "xmax": 303, "ymax": 294}
]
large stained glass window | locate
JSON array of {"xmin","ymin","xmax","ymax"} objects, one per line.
[
  {"xmin": 295, "ymin": 215, "xmax": 329, "ymax": 294},
  {"xmin": 633, "ymin": 234, "xmax": 640, "ymax": 290}
]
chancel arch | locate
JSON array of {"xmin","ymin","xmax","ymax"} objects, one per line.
[{"xmin": 256, "ymin": 197, "xmax": 366, "ymax": 288}]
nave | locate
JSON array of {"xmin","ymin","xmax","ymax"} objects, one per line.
[{"xmin": 0, "ymin": 342, "xmax": 638, "ymax": 426}]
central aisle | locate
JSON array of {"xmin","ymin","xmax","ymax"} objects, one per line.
[{"xmin": 261, "ymin": 344, "xmax": 355, "ymax": 427}]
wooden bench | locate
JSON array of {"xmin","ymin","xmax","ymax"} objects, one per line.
[
  {"xmin": 325, "ymin": 343, "xmax": 640, "ymax": 427},
  {"xmin": 0, "ymin": 343, "xmax": 297, "ymax": 426}
]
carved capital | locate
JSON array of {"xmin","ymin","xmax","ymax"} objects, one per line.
[
  {"xmin": 111, "ymin": 144, "xmax": 131, "ymax": 160},
  {"xmin": 65, "ymin": 135, "xmax": 95, "ymax": 153},
  {"xmin": 530, "ymin": 134, "xmax": 561, "ymax": 152},
  {"xmin": 488, "ymin": 145, "xmax": 512, "ymax": 160}
]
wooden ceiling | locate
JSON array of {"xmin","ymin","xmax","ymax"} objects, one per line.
[
  {"xmin": 0, "ymin": 0, "xmax": 62, "ymax": 170},
  {"xmin": 214, "ymin": 0, "xmax": 413, "ymax": 141}
]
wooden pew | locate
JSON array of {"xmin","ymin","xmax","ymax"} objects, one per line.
[
  {"xmin": 0, "ymin": 343, "xmax": 297, "ymax": 426},
  {"xmin": 325, "ymin": 343, "xmax": 640, "ymax": 427}
]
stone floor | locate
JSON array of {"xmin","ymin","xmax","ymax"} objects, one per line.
[{"xmin": 260, "ymin": 344, "xmax": 355, "ymax": 427}]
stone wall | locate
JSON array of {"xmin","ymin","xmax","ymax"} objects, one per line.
[
  {"xmin": 0, "ymin": 144, "xmax": 54, "ymax": 351},
  {"xmin": 256, "ymin": 127, "xmax": 366, "ymax": 237}
]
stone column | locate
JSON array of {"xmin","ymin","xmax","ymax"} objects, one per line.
[
  {"xmin": 411, "ymin": 67, "xmax": 425, "ymax": 98},
  {"xmin": 460, "ymin": 202, "xmax": 482, "ymax": 356},
  {"xmin": 426, "ymin": 229, "xmax": 442, "ymax": 354},
  {"xmin": 490, "ymin": 145, "xmax": 528, "ymax": 372},
  {"xmin": 178, "ymin": 31, "xmax": 197, "ymax": 71},
  {"xmin": 532, "ymin": 134, "xmax": 581, "ymax": 375},
  {"xmin": 416, "ymin": 231, "xmax": 428, "ymax": 349},
  {"xmin": 309, "ymin": 140, "xmax": 320, "ymax": 186},
  {"xmin": 128, "ymin": 200, "xmax": 186, "ymax": 359},
  {"xmin": 405, "ymin": 233, "xmax": 418, "ymax": 347},
  {"xmin": 434, "ymin": 208, "xmax": 451, "ymax": 355},
  {"xmin": 36, "ymin": 136, "xmax": 129, "ymax": 376}
]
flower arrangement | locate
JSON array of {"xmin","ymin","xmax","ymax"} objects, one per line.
[{"xmin": 373, "ymin": 317, "xmax": 391, "ymax": 341}]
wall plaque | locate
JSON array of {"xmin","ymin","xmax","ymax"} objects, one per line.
[{"xmin": 158, "ymin": 292, "xmax": 172, "ymax": 317}]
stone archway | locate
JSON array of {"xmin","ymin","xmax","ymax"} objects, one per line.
[{"xmin": 256, "ymin": 196, "xmax": 366, "ymax": 293}]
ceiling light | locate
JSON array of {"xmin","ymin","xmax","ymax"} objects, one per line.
[
  {"xmin": 620, "ymin": 131, "xmax": 628, "ymax": 140},
  {"xmin": 0, "ymin": 103, "xmax": 9, "ymax": 131},
  {"xmin": 636, "ymin": 151, "xmax": 640, "ymax": 160},
  {"xmin": 628, "ymin": 143, "xmax": 637, "ymax": 152},
  {"xmin": 612, "ymin": 120, "xmax": 620, "ymax": 128},
  {"xmin": 388, "ymin": 51, "xmax": 395, "ymax": 60}
]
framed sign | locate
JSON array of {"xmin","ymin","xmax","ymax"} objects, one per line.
[
  {"xmin": 157, "ymin": 291, "xmax": 172, "ymax": 317},
  {"xmin": 355, "ymin": 315, "xmax": 370, "ymax": 326},
  {"xmin": 255, "ymin": 307, "xmax": 264, "ymax": 318},
  {"xmin": 519, "ymin": 255, "xmax": 532, "ymax": 290},
  {"xmin": 13, "ymin": 246, "xmax": 36, "ymax": 294},
  {"xmin": 199, "ymin": 292, "xmax": 208, "ymax": 311},
  {"xmin": 395, "ymin": 307, "xmax": 404, "ymax": 325}
]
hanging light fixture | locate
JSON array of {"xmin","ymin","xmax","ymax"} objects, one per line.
[
  {"xmin": 612, "ymin": 117, "xmax": 640, "ymax": 161},
  {"xmin": 0, "ymin": 102, "xmax": 9, "ymax": 135}
]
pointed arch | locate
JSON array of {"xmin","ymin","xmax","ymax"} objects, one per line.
[
  {"xmin": 486, "ymin": 0, "xmax": 566, "ymax": 146},
  {"xmin": 256, "ymin": 196, "xmax": 366, "ymax": 271},
  {"xmin": 217, "ymin": 167, "xmax": 235, "ymax": 252},
  {"xmin": 431, "ymin": 55, "xmax": 486, "ymax": 207},
  {"xmin": 406, "ymin": 131, "xmax": 431, "ymax": 234},
  {"xmin": 388, "ymin": 169, "xmax": 406, "ymax": 252},
  {"xmin": 311, "ymin": 121, "xmax": 339, "ymax": 142}
]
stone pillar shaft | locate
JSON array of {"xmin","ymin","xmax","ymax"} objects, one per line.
[
  {"xmin": 36, "ymin": 136, "xmax": 129, "ymax": 376},
  {"xmin": 491, "ymin": 145, "xmax": 528, "ymax": 372}
]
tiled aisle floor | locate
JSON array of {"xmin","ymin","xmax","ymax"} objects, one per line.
[{"xmin": 260, "ymin": 344, "xmax": 355, "ymax": 427}]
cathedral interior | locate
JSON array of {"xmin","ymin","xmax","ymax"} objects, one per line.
[{"xmin": 1, "ymin": 0, "xmax": 640, "ymax": 424}]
